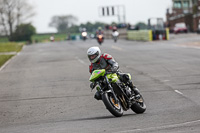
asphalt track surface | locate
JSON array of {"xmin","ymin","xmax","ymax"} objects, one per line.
[{"xmin": 1, "ymin": 34, "xmax": 200, "ymax": 133}]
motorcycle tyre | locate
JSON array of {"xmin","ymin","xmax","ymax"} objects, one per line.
[
  {"xmin": 102, "ymin": 92, "xmax": 123, "ymax": 117},
  {"xmin": 131, "ymin": 95, "xmax": 146, "ymax": 114}
]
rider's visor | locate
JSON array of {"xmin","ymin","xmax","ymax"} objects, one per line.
[
  {"xmin": 89, "ymin": 54, "xmax": 97, "ymax": 60},
  {"xmin": 88, "ymin": 51, "xmax": 99, "ymax": 61}
]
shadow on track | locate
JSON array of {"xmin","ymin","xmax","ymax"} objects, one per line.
[{"xmin": 69, "ymin": 113, "xmax": 137, "ymax": 122}]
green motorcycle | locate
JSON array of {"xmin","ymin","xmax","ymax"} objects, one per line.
[{"xmin": 89, "ymin": 69, "xmax": 146, "ymax": 117}]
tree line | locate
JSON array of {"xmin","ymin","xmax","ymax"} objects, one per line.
[
  {"xmin": 0, "ymin": 0, "xmax": 147, "ymax": 42},
  {"xmin": 0, "ymin": 0, "xmax": 35, "ymax": 42},
  {"xmin": 49, "ymin": 15, "xmax": 108, "ymax": 33},
  {"xmin": 48, "ymin": 15, "xmax": 148, "ymax": 33}
]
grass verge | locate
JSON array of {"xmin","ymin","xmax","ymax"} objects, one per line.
[
  {"xmin": 0, "ymin": 42, "xmax": 24, "ymax": 52},
  {"xmin": 0, "ymin": 55, "xmax": 14, "ymax": 68},
  {"xmin": 32, "ymin": 33, "xmax": 68, "ymax": 43},
  {"xmin": 0, "ymin": 42, "xmax": 24, "ymax": 68}
]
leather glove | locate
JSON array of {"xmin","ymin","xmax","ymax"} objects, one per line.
[{"xmin": 111, "ymin": 66, "xmax": 118, "ymax": 73}]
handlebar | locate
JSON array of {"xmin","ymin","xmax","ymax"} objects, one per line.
[{"xmin": 105, "ymin": 70, "xmax": 119, "ymax": 75}]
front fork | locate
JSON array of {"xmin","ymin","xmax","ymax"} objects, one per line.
[{"xmin": 105, "ymin": 76, "xmax": 119, "ymax": 104}]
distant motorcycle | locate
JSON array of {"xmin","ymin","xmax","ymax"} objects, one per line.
[
  {"xmin": 112, "ymin": 31, "xmax": 119, "ymax": 43},
  {"xmin": 50, "ymin": 36, "xmax": 55, "ymax": 42},
  {"xmin": 89, "ymin": 69, "xmax": 146, "ymax": 117},
  {"xmin": 82, "ymin": 32, "xmax": 87, "ymax": 41},
  {"xmin": 97, "ymin": 34, "xmax": 103, "ymax": 45}
]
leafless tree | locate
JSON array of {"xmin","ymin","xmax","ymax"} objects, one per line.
[
  {"xmin": 0, "ymin": 0, "xmax": 35, "ymax": 40},
  {"xmin": 49, "ymin": 15, "xmax": 78, "ymax": 33}
]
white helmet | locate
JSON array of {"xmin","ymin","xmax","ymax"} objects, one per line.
[{"xmin": 87, "ymin": 47, "xmax": 101, "ymax": 63}]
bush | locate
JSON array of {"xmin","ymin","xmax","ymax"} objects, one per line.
[{"xmin": 11, "ymin": 23, "xmax": 36, "ymax": 42}]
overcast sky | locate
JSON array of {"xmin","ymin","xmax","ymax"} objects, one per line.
[{"xmin": 28, "ymin": 0, "xmax": 172, "ymax": 33}]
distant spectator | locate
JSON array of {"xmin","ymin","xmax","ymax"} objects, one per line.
[
  {"xmin": 135, "ymin": 25, "xmax": 139, "ymax": 30},
  {"xmin": 67, "ymin": 33, "xmax": 71, "ymax": 40},
  {"xmin": 127, "ymin": 23, "xmax": 131, "ymax": 30},
  {"xmin": 105, "ymin": 25, "xmax": 109, "ymax": 30}
]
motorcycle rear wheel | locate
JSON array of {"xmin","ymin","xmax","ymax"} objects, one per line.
[
  {"xmin": 102, "ymin": 92, "xmax": 123, "ymax": 117},
  {"xmin": 131, "ymin": 95, "xmax": 146, "ymax": 114}
]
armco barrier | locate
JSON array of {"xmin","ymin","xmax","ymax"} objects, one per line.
[
  {"xmin": 127, "ymin": 28, "xmax": 169, "ymax": 41},
  {"xmin": 127, "ymin": 30, "xmax": 152, "ymax": 41},
  {"xmin": 166, "ymin": 28, "xmax": 169, "ymax": 40}
]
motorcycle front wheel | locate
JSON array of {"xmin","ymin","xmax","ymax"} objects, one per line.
[
  {"xmin": 98, "ymin": 41, "xmax": 102, "ymax": 45},
  {"xmin": 114, "ymin": 38, "xmax": 117, "ymax": 42},
  {"xmin": 102, "ymin": 92, "xmax": 123, "ymax": 117}
]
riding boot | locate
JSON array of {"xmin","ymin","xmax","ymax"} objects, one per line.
[
  {"xmin": 122, "ymin": 73, "xmax": 140, "ymax": 96},
  {"xmin": 127, "ymin": 80, "xmax": 140, "ymax": 95}
]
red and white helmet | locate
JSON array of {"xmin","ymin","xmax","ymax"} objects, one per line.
[{"xmin": 87, "ymin": 47, "xmax": 101, "ymax": 63}]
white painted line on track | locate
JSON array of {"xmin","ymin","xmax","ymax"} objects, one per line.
[
  {"xmin": 111, "ymin": 45, "xmax": 124, "ymax": 51},
  {"xmin": 163, "ymin": 80, "xmax": 170, "ymax": 82},
  {"xmin": 115, "ymin": 119, "xmax": 200, "ymax": 133},
  {"xmin": 0, "ymin": 58, "xmax": 12, "ymax": 72},
  {"xmin": 0, "ymin": 45, "xmax": 25, "ymax": 72},
  {"xmin": 174, "ymin": 90, "xmax": 183, "ymax": 95},
  {"xmin": 75, "ymin": 57, "xmax": 86, "ymax": 65},
  {"xmin": 0, "ymin": 54, "xmax": 18, "ymax": 72},
  {"xmin": 175, "ymin": 45, "xmax": 200, "ymax": 49}
]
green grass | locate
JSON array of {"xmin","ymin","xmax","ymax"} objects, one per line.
[
  {"xmin": 0, "ymin": 36, "xmax": 9, "ymax": 42},
  {"xmin": 0, "ymin": 42, "xmax": 24, "ymax": 52},
  {"xmin": 0, "ymin": 42, "xmax": 24, "ymax": 68},
  {"xmin": 0, "ymin": 55, "xmax": 14, "ymax": 67},
  {"xmin": 32, "ymin": 33, "xmax": 68, "ymax": 43},
  {"xmin": 32, "ymin": 33, "xmax": 82, "ymax": 43}
]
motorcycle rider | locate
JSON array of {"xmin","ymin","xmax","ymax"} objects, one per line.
[
  {"xmin": 87, "ymin": 46, "xmax": 140, "ymax": 100},
  {"xmin": 112, "ymin": 26, "xmax": 117, "ymax": 32},
  {"xmin": 82, "ymin": 28, "xmax": 87, "ymax": 33},
  {"xmin": 112, "ymin": 26, "xmax": 119, "ymax": 41},
  {"xmin": 81, "ymin": 28, "xmax": 87, "ymax": 40},
  {"xmin": 96, "ymin": 27, "xmax": 104, "ymax": 40}
]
